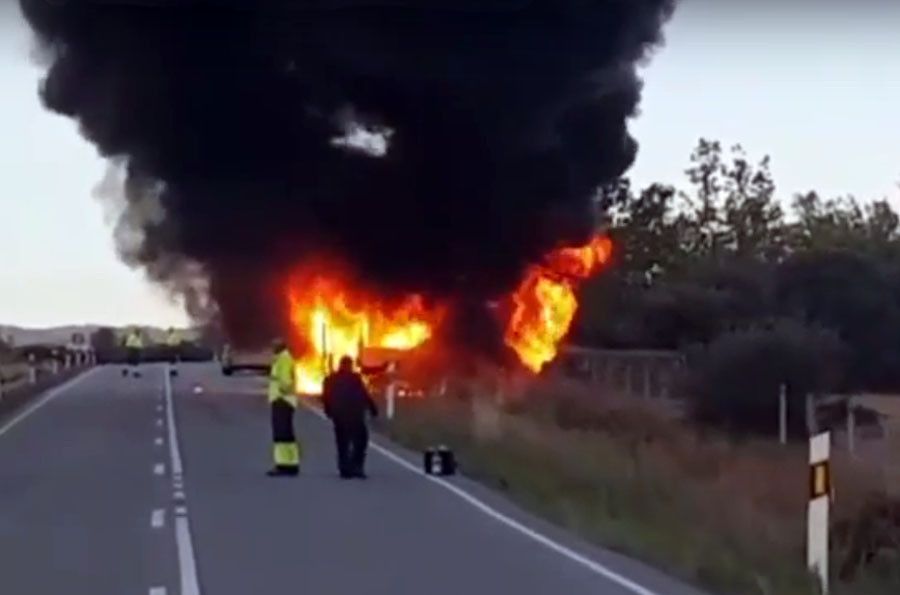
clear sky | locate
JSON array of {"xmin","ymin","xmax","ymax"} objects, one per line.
[{"xmin": 1, "ymin": 0, "xmax": 899, "ymax": 327}]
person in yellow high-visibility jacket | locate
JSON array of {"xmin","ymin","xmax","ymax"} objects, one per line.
[
  {"xmin": 267, "ymin": 338, "xmax": 300, "ymax": 477},
  {"xmin": 166, "ymin": 327, "xmax": 182, "ymax": 368},
  {"xmin": 123, "ymin": 327, "xmax": 144, "ymax": 377}
]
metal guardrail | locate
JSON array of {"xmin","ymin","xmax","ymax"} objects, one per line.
[
  {"xmin": 554, "ymin": 346, "xmax": 686, "ymax": 400},
  {"xmin": 0, "ymin": 352, "xmax": 96, "ymax": 401}
]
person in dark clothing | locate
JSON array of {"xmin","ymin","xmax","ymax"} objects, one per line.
[{"xmin": 322, "ymin": 356, "xmax": 378, "ymax": 479}]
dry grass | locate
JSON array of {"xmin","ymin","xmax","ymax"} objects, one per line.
[
  {"xmin": 385, "ymin": 378, "xmax": 900, "ymax": 595},
  {"xmin": 0, "ymin": 362, "xmax": 28, "ymax": 386}
]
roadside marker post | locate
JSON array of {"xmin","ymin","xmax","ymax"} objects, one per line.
[
  {"xmin": 386, "ymin": 382, "xmax": 396, "ymax": 420},
  {"xmin": 778, "ymin": 383, "xmax": 788, "ymax": 445},
  {"xmin": 846, "ymin": 397, "xmax": 856, "ymax": 457},
  {"xmin": 28, "ymin": 354, "xmax": 37, "ymax": 385},
  {"xmin": 808, "ymin": 431, "xmax": 831, "ymax": 594}
]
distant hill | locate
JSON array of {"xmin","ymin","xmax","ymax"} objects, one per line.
[{"xmin": 0, "ymin": 325, "xmax": 199, "ymax": 347}]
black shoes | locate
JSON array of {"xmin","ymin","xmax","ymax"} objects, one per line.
[
  {"xmin": 339, "ymin": 469, "xmax": 367, "ymax": 480},
  {"xmin": 266, "ymin": 467, "xmax": 299, "ymax": 477}
]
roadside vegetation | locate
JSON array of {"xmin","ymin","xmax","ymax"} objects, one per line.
[
  {"xmin": 388, "ymin": 138, "xmax": 900, "ymax": 594},
  {"xmin": 0, "ymin": 337, "xmax": 29, "ymax": 388},
  {"xmin": 385, "ymin": 378, "xmax": 899, "ymax": 595},
  {"xmin": 580, "ymin": 139, "xmax": 900, "ymax": 403}
]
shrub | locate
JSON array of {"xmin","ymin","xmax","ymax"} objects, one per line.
[{"xmin": 686, "ymin": 320, "xmax": 842, "ymax": 437}]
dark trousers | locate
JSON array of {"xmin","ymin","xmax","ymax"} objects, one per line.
[
  {"xmin": 271, "ymin": 400, "xmax": 300, "ymax": 471},
  {"xmin": 168, "ymin": 347, "xmax": 181, "ymax": 365},
  {"xmin": 333, "ymin": 421, "xmax": 368, "ymax": 476},
  {"xmin": 127, "ymin": 348, "xmax": 141, "ymax": 366}
]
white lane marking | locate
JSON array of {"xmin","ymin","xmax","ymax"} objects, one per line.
[
  {"xmin": 164, "ymin": 365, "xmax": 200, "ymax": 595},
  {"xmin": 149, "ymin": 587, "xmax": 166, "ymax": 595},
  {"xmin": 0, "ymin": 368, "xmax": 102, "ymax": 438},
  {"xmin": 176, "ymin": 516, "xmax": 201, "ymax": 595},
  {"xmin": 154, "ymin": 463, "xmax": 166, "ymax": 476},
  {"xmin": 173, "ymin": 490, "xmax": 186, "ymax": 500},
  {"xmin": 156, "ymin": 419, "xmax": 163, "ymax": 428},
  {"xmin": 164, "ymin": 366, "xmax": 183, "ymax": 476},
  {"xmin": 155, "ymin": 437, "xmax": 164, "ymax": 447},
  {"xmin": 151, "ymin": 509, "xmax": 166, "ymax": 529},
  {"xmin": 303, "ymin": 403, "xmax": 662, "ymax": 595}
]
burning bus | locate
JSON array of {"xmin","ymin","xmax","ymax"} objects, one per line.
[
  {"xmin": 287, "ymin": 269, "xmax": 441, "ymax": 397},
  {"xmin": 285, "ymin": 235, "xmax": 613, "ymax": 396}
]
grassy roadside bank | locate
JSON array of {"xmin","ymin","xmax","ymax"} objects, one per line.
[
  {"xmin": 0, "ymin": 365, "xmax": 91, "ymax": 425},
  {"xmin": 382, "ymin": 382, "xmax": 899, "ymax": 595}
]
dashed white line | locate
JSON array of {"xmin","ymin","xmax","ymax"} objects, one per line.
[
  {"xmin": 164, "ymin": 367, "xmax": 184, "ymax": 476},
  {"xmin": 154, "ymin": 463, "xmax": 166, "ymax": 476},
  {"xmin": 302, "ymin": 403, "xmax": 662, "ymax": 595},
  {"xmin": 155, "ymin": 437, "xmax": 164, "ymax": 447},
  {"xmin": 151, "ymin": 509, "xmax": 166, "ymax": 529},
  {"xmin": 156, "ymin": 419, "xmax": 163, "ymax": 428},
  {"xmin": 164, "ymin": 365, "xmax": 200, "ymax": 595},
  {"xmin": 149, "ymin": 587, "xmax": 167, "ymax": 595},
  {"xmin": 173, "ymin": 490, "xmax": 186, "ymax": 501}
]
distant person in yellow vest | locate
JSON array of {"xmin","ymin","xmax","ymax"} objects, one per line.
[
  {"xmin": 267, "ymin": 338, "xmax": 300, "ymax": 477},
  {"xmin": 124, "ymin": 327, "xmax": 144, "ymax": 377},
  {"xmin": 166, "ymin": 327, "xmax": 182, "ymax": 372}
]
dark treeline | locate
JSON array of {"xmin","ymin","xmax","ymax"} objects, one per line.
[{"xmin": 576, "ymin": 139, "xmax": 900, "ymax": 432}]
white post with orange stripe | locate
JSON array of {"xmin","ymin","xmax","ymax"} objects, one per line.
[{"xmin": 808, "ymin": 431, "xmax": 831, "ymax": 594}]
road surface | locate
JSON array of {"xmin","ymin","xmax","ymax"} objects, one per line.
[{"xmin": 0, "ymin": 363, "xmax": 708, "ymax": 595}]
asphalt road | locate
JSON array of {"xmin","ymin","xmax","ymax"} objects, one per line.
[{"xmin": 0, "ymin": 363, "xmax": 709, "ymax": 595}]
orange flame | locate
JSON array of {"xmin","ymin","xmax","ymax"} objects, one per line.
[
  {"xmin": 504, "ymin": 235, "xmax": 613, "ymax": 373},
  {"xmin": 288, "ymin": 272, "xmax": 438, "ymax": 395}
]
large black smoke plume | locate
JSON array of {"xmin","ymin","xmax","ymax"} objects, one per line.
[{"xmin": 19, "ymin": 0, "xmax": 674, "ymax": 347}]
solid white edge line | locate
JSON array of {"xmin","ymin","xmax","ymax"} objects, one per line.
[
  {"xmin": 151, "ymin": 509, "xmax": 166, "ymax": 529},
  {"xmin": 0, "ymin": 367, "xmax": 102, "ymax": 438},
  {"xmin": 303, "ymin": 402, "xmax": 661, "ymax": 595},
  {"xmin": 163, "ymin": 365, "xmax": 200, "ymax": 595},
  {"xmin": 176, "ymin": 516, "xmax": 201, "ymax": 595}
]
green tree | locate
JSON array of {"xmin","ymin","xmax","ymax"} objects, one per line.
[
  {"xmin": 719, "ymin": 146, "xmax": 783, "ymax": 260},
  {"xmin": 776, "ymin": 249, "xmax": 900, "ymax": 389},
  {"xmin": 681, "ymin": 138, "xmax": 726, "ymax": 257},
  {"xmin": 580, "ymin": 139, "xmax": 900, "ymax": 400}
]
